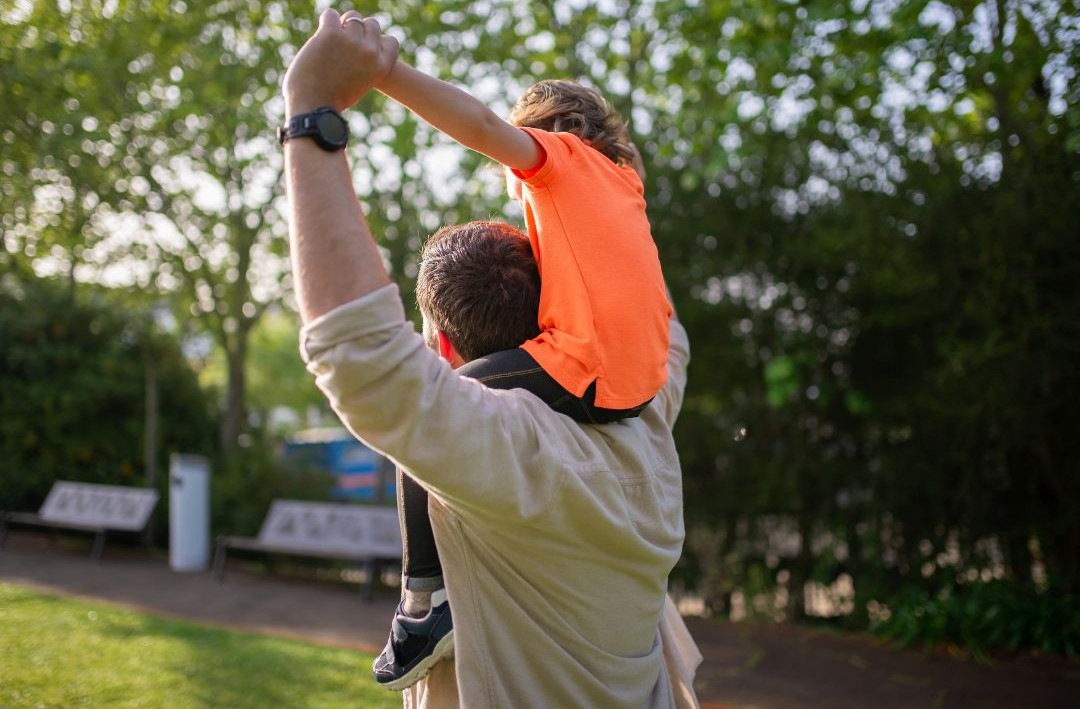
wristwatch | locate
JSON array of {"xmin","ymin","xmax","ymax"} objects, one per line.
[{"xmin": 277, "ymin": 107, "xmax": 349, "ymax": 151}]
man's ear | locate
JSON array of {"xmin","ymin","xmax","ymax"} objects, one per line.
[
  {"xmin": 436, "ymin": 330, "xmax": 467, "ymax": 369},
  {"xmin": 437, "ymin": 329, "xmax": 454, "ymax": 360}
]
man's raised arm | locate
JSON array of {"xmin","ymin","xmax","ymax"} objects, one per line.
[{"xmin": 282, "ymin": 9, "xmax": 399, "ymax": 323}]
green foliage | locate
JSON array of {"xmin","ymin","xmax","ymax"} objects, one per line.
[
  {"xmin": 0, "ymin": 271, "xmax": 338, "ymax": 541},
  {"xmin": 224, "ymin": 308, "xmax": 331, "ymax": 432},
  {"xmin": 874, "ymin": 582, "xmax": 1080, "ymax": 659},
  {"xmin": 0, "ymin": 1, "xmax": 322, "ymax": 457},
  {"xmin": 0, "ymin": 583, "xmax": 398, "ymax": 709},
  {"xmin": 2, "ymin": 0, "xmax": 1078, "ymax": 657},
  {"xmin": 0, "ymin": 274, "xmax": 213, "ymax": 514},
  {"xmin": 211, "ymin": 435, "xmax": 334, "ymax": 538}
]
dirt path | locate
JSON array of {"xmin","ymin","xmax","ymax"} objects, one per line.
[
  {"xmin": 686, "ymin": 614, "xmax": 1079, "ymax": 709},
  {"xmin": 2, "ymin": 532, "xmax": 1077, "ymax": 709}
]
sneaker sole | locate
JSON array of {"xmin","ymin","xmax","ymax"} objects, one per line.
[{"xmin": 378, "ymin": 629, "xmax": 455, "ymax": 692}]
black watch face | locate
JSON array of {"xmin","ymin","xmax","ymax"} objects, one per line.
[{"xmin": 316, "ymin": 111, "xmax": 348, "ymax": 147}]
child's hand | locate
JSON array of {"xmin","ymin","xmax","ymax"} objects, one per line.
[{"xmin": 283, "ymin": 9, "xmax": 399, "ymax": 115}]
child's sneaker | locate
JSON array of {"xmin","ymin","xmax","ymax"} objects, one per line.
[{"xmin": 372, "ymin": 598, "xmax": 455, "ymax": 690}]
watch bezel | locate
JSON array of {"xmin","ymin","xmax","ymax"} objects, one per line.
[
  {"xmin": 278, "ymin": 107, "xmax": 349, "ymax": 152},
  {"xmin": 312, "ymin": 109, "xmax": 348, "ymax": 151}
]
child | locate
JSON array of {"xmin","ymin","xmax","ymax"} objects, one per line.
[{"xmin": 371, "ymin": 60, "xmax": 672, "ymax": 690}]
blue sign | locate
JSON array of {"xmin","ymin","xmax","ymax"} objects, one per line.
[{"xmin": 283, "ymin": 431, "xmax": 395, "ymax": 503}]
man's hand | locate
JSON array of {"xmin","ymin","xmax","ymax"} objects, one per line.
[{"xmin": 283, "ymin": 8, "xmax": 399, "ymax": 117}]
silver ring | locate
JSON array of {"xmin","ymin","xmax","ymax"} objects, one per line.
[{"xmin": 343, "ymin": 16, "xmax": 364, "ymax": 26}]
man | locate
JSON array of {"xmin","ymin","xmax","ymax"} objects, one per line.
[{"xmin": 282, "ymin": 9, "xmax": 697, "ymax": 708}]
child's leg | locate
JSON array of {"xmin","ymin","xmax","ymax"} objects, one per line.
[
  {"xmin": 397, "ymin": 467, "xmax": 444, "ymax": 604},
  {"xmin": 393, "ymin": 348, "xmax": 563, "ymax": 606},
  {"xmin": 376, "ymin": 346, "xmax": 650, "ymax": 689},
  {"xmin": 376, "ymin": 348, "xmax": 563, "ymax": 689},
  {"xmin": 375, "ymin": 468, "xmax": 454, "ymax": 689},
  {"xmin": 394, "ymin": 347, "xmax": 649, "ymax": 599}
]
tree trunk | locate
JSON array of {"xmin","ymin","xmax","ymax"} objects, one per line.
[
  {"xmin": 219, "ymin": 336, "xmax": 248, "ymax": 459},
  {"xmin": 1006, "ymin": 531, "xmax": 1031, "ymax": 586},
  {"xmin": 786, "ymin": 511, "xmax": 814, "ymax": 622},
  {"xmin": 143, "ymin": 348, "xmax": 158, "ymax": 548},
  {"xmin": 846, "ymin": 515, "xmax": 870, "ymax": 627}
]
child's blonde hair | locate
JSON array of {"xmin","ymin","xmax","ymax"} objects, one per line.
[{"xmin": 508, "ymin": 80, "xmax": 635, "ymax": 166}]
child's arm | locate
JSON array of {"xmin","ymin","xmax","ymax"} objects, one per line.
[{"xmin": 378, "ymin": 60, "xmax": 542, "ymax": 171}]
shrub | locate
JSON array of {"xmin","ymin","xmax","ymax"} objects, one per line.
[
  {"xmin": 873, "ymin": 581, "xmax": 1080, "ymax": 659},
  {"xmin": 0, "ymin": 275, "xmax": 214, "ymax": 516}
]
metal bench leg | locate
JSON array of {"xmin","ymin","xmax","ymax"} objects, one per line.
[
  {"xmin": 91, "ymin": 530, "xmax": 106, "ymax": 562},
  {"xmin": 213, "ymin": 538, "xmax": 228, "ymax": 582},
  {"xmin": 362, "ymin": 559, "xmax": 379, "ymax": 603}
]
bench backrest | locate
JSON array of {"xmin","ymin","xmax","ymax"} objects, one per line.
[
  {"xmin": 39, "ymin": 481, "xmax": 159, "ymax": 531},
  {"xmin": 256, "ymin": 500, "xmax": 402, "ymax": 558}
]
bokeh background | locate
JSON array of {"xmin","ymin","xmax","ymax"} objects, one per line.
[{"xmin": 2, "ymin": 0, "xmax": 1077, "ymax": 657}]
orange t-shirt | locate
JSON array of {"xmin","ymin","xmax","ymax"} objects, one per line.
[{"xmin": 511, "ymin": 127, "xmax": 671, "ymax": 410}]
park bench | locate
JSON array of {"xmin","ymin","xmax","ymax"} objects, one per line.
[
  {"xmin": 0, "ymin": 481, "xmax": 159, "ymax": 561},
  {"xmin": 212, "ymin": 499, "xmax": 402, "ymax": 598}
]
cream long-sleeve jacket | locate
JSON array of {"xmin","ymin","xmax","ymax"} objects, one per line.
[{"xmin": 301, "ymin": 284, "xmax": 694, "ymax": 709}]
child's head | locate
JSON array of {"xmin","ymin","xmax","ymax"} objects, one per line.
[{"xmin": 509, "ymin": 79, "xmax": 635, "ymax": 166}]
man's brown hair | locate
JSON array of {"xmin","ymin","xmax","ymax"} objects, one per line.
[
  {"xmin": 416, "ymin": 221, "xmax": 541, "ymax": 363},
  {"xmin": 508, "ymin": 79, "xmax": 635, "ymax": 165}
]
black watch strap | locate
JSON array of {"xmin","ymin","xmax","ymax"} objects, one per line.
[{"xmin": 277, "ymin": 107, "xmax": 349, "ymax": 152}]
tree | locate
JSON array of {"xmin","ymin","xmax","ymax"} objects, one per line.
[
  {"xmin": 1, "ymin": 1, "xmax": 518, "ymax": 457},
  {"xmin": 2, "ymin": 1, "xmax": 320, "ymax": 457},
  {"xmin": 0, "ymin": 271, "xmax": 214, "ymax": 513},
  {"xmin": 4, "ymin": 0, "xmax": 1078, "ymax": 650},
  {"xmin": 365, "ymin": 1, "xmax": 1079, "ymax": 631},
  {"xmin": 200, "ymin": 307, "xmax": 333, "ymax": 434}
]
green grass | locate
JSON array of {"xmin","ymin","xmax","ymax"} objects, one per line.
[{"xmin": 0, "ymin": 583, "xmax": 400, "ymax": 709}]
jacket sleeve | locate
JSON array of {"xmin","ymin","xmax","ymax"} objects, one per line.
[{"xmin": 653, "ymin": 317, "xmax": 691, "ymax": 431}]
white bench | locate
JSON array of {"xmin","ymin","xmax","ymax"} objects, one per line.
[
  {"xmin": 0, "ymin": 481, "xmax": 159, "ymax": 561},
  {"xmin": 213, "ymin": 500, "xmax": 402, "ymax": 598}
]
